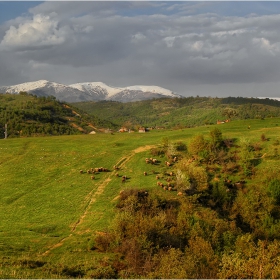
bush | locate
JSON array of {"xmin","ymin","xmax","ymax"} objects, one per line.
[
  {"xmin": 188, "ymin": 135, "xmax": 208, "ymax": 156},
  {"xmin": 87, "ymin": 265, "xmax": 117, "ymax": 279},
  {"xmin": 175, "ymin": 141, "xmax": 187, "ymax": 151},
  {"xmin": 268, "ymin": 179, "xmax": 280, "ymax": 204},
  {"xmin": 261, "ymin": 133, "xmax": 267, "ymax": 141}
]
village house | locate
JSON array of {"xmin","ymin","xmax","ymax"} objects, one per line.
[
  {"xmin": 138, "ymin": 127, "xmax": 146, "ymax": 133},
  {"xmin": 217, "ymin": 119, "xmax": 230, "ymax": 124},
  {"xmin": 118, "ymin": 127, "xmax": 128, "ymax": 133}
]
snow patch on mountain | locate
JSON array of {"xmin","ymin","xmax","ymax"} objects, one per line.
[
  {"xmin": 126, "ymin": 85, "xmax": 175, "ymax": 97},
  {"xmin": 0, "ymin": 80, "xmax": 180, "ymax": 103}
]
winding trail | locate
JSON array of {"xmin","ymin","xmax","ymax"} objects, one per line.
[{"xmin": 40, "ymin": 144, "xmax": 156, "ymax": 257}]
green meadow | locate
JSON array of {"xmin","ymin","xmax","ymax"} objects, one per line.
[{"xmin": 1, "ymin": 117, "xmax": 280, "ymax": 278}]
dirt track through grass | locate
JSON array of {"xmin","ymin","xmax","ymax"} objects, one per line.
[{"xmin": 40, "ymin": 145, "xmax": 155, "ymax": 256}]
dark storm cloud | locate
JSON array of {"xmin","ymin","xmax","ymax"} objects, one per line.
[{"xmin": 1, "ymin": 1, "xmax": 280, "ymax": 97}]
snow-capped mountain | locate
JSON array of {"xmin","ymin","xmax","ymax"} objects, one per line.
[{"xmin": 0, "ymin": 80, "xmax": 180, "ymax": 103}]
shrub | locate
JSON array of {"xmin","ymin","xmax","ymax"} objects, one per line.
[
  {"xmin": 188, "ymin": 135, "xmax": 208, "ymax": 156},
  {"xmin": 209, "ymin": 128, "xmax": 223, "ymax": 151},
  {"xmin": 261, "ymin": 133, "xmax": 267, "ymax": 141},
  {"xmin": 175, "ymin": 141, "xmax": 187, "ymax": 151},
  {"xmin": 268, "ymin": 179, "xmax": 280, "ymax": 204},
  {"xmin": 87, "ymin": 265, "xmax": 117, "ymax": 279},
  {"xmin": 150, "ymin": 147, "xmax": 165, "ymax": 156}
]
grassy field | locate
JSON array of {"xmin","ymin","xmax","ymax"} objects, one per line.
[{"xmin": 1, "ymin": 117, "xmax": 280, "ymax": 278}]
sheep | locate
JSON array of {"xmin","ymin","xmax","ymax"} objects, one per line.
[
  {"xmin": 87, "ymin": 170, "xmax": 91, "ymax": 174},
  {"xmin": 156, "ymin": 175, "xmax": 159, "ymax": 180},
  {"xmin": 144, "ymin": 172, "xmax": 147, "ymax": 176},
  {"xmin": 79, "ymin": 170, "xmax": 84, "ymax": 174},
  {"xmin": 157, "ymin": 181, "xmax": 161, "ymax": 186},
  {"xmin": 168, "ymin": 187, "xmax": 173, "ymax": 191},
  {"xmin": 152, "ymin": 158, "xmax": 157, "ymax": 164},
  {"xmin": 177, "ymin": 192, "xmax": 183, "ymax": 196},
  {"xmin": 115, "ymin": 173, "xmax": 119, "ymax": 177},
  {"xmin": 173, "ymin": 156, "xmax": 177, "ymax": 162},
  {"xmin": 165, "ymin": 161, "xmax": 171, "ymax": 167},
  {"xmin": 91, "ymin": 176, "xmax": 95, "ymax": 180}
]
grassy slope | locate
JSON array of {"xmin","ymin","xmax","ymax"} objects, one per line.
[{"xmin": 0, "ymin": 118, "xmax": 280, "ymax": 277}]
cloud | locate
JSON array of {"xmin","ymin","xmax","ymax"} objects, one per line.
[
  {"xmin": 1, "ymin": 2, "xmax": 280, "ymax": 97},
  {"xmin": 0, "ymin": 13, "xmax": 67, "ymax": 50}
]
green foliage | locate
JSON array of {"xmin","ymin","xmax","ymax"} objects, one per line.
[
  {"xmin": 219, "ymin": 237, "xmax": 280, "ymax": 279},
  {"xmin": 209, "ymin": 127, "xmax": 223, "ymax": 151},
  {"xmin": 0, "ymin": 92, "xmax": 116, "ymax": 138},
  {"xmin": 73, "ymin": 96, "xmax": 280, "ymax": 129},
  {"xmin": 188, "ymin": 134, "xmax": 208, "ymax": 157},
  {"xmin": 268, "ymin": 179, "xmax": 280, "ymax": 204}
]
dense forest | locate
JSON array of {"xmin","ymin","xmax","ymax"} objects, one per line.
[
  {"xmin": 90, "ymin": 128, "xmax": 280, "ymax": 279},
  {"xmin": 0, "ymin": 92, "xmax": 117, "ymax": 138},
  {"xmin": 73, "ymin": 96, "xmax": 280, "ymax": 129}
]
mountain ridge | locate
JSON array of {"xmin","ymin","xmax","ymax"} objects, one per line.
[{"xmin": 0, "ymin": 80, "xmax": 180, "ymax": 103}]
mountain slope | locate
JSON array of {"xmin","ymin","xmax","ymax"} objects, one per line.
[
  {"xmin": 0, "ymin": 92, "xmax": 117, "ymax": 138},
  {"xmin": 0, "ymin": 80, "xmax": 179, "ymax": 103},
  {"xmin": 73, "ymin": 96, "xmax": 280, "ymax": 129}
]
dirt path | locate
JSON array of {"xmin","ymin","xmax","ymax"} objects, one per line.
[{"xmin": 40, "ymin": 144, "xmax": 156, "ymax": 256}]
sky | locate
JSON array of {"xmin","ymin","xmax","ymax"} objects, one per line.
[{"xmin": 1, "ymin": 1, "xmax": 280, "ymax": 98}]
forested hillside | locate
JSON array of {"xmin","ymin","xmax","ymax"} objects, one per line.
[
  {"xmin": 73, "ymin": 96, "xmax": 280, "ymax": 129},
  {"xmin": 0, "ymin": 92, "xmax": 117, "ymax": 138}
]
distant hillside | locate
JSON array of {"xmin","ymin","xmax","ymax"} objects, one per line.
[
  {"xmin": 72, "ymin": 96, "xmax": 280, "ymax": 129},
  {"xmin": 0, "ymin": 92, "xmax": 117, "ymax": 138}
]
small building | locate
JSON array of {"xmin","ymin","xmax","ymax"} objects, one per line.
[
  {"xmin": 138, "ymin": 127, "xmax": 146, "ymax": 133},
  {"xmin": 119, "ymin": 127, "xmax": 128, "ymax": 133},
  {"xmin": 217, "ymin": 119, "xmax": 230, "ymax": 124}
]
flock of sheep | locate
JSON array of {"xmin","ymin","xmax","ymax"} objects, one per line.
[
  {"xmin": 144, "ymin": 156, "xmax": 183, "ymax": 195},
  {"xmin": 79, "ymin": 154, "xmax": 184, "ymax": 196}
]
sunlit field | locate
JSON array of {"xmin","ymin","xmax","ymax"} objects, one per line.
[{"xmin": 1, "ymin": 118, "xmax": 280, "ymax": 278}]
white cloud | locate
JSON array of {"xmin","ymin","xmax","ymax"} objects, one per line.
[{"xmin": 0, "ymin": 13, "xmax": 66, "ymax": 50}]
